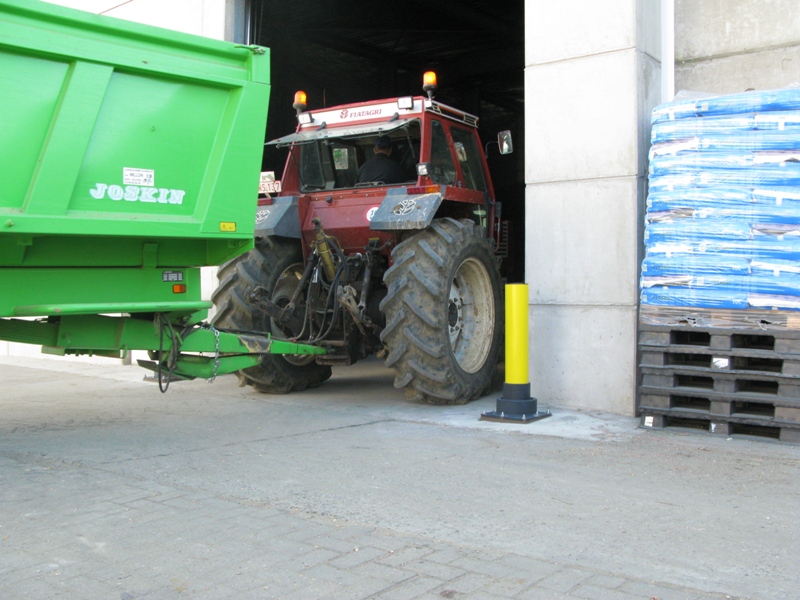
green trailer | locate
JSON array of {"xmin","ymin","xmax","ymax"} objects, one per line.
[{"xmin": 0, "ymin": 0, "xmax": 323, "ymax": 385}]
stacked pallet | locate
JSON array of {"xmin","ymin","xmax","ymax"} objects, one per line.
[
  {"xmin": 639, "ymin": 320, "xmax": 800, "ymax": 442},
  {"xmin": 640, "ymin": 87, "xmax": 800, "ymax": 441}
]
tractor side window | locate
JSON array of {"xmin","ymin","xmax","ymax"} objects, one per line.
[
  {"xmin": 430, "ymin": 121, "xmax": 456, "ymax": 186},
  {"xmin": 299, "ymin": 143, "xmax": 325, "ymax": 190},
  {"xmin": 330, "ymin": 142, "xmax": 358, "ymax": 188},
  {"xmin": 392, "ymin": 121, "xmax": 421, "ymax": 182},
  {"xmin": 450, "ymin": 127, "xmax": 488, "ymax": 192}
]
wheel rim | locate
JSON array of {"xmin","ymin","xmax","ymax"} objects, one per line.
[
  {"xmin": 271, "ymin": 262, "xmax": 315, "ymax": 367},
  {"xmin": 448, "ymin": 256, "xmax": 495, "ymax": 373}
]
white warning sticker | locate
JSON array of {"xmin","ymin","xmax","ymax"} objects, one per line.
[
  {"xmin": 123, "ymin": 168, "xmax": 155, "ymax": 186},
  {"xmin": 162, "ymin": 271, "xmax": 183, "ymax": 282}
]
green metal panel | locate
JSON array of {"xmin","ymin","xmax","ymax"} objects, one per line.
[
  {"xmin": 0, "ymin": 314, "xmax": 326, "ymax": 378},
  {"xmin": 0, "ymin": 267, "xmax": 207, "ymax": 317},
  {"xmin": 0, "ymin": 0, "xmax": 270, "ymax": 318}
]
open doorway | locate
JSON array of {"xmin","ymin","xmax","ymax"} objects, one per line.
[{"xmin": 247, "ymin": 0, "xmax": 525, "ymax": 282}]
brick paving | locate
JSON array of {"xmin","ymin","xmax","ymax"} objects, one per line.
[
  {"xmin": 1, "ymin": 357, "xmax": 797, "ymax": 599},
  {"xmin": 0, "ymin": 464, "xmax": 741, "ymax": 600}
]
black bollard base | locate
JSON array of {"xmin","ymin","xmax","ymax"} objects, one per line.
[{"xmin": 480, "ymin": 382, "xmax": 552, "ymax": 424}]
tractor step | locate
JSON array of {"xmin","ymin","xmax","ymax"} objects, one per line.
[{"xmin": 316, "ymin": 354, "xmax": 353, "ymax": 366}]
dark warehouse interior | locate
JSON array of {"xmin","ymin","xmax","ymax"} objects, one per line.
[{"xmin": 247, "ymin": 0, "xmax": 526, "ymax": 281}]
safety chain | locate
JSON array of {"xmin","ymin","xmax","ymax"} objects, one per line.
[{"xmin": 206, "ymin": 324, "xmax": 221, "ymax": 383}]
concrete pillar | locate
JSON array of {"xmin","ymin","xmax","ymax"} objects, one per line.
[{"xmin": 524, "ymin": 0, "xmax": 660, "ymax": 415}]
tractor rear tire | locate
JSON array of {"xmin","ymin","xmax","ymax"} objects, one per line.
[
  {"xmin": 211, "ymin": 236, "xmax": 331, "ymax": 393},
  {"xmin": 380, "ymin": 218, "xmax": 503, "ymax": 405}
]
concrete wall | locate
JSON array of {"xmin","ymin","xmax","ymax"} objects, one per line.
[
  {"xmin": 524, "ymin": 0, "xmax": 660, "ymax": 415},
  {"xmin": 675, "ymin": 0, "xmax": 800, "ymax": 93}
]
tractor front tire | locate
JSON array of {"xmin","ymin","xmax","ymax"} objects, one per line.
[
  {"xmin": 380, "ymin": 218, "xmax": 503, "ymax": 405},
  {"xmin": 211, "ymin": 236, "xmax": 331, "ymax": 393}
]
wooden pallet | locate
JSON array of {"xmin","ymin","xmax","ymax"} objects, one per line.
[
  {"xmin": 639, "ymin": 305, "xmax": 800, "ymax": 331},
  {"xmin": 640, "ymin": 410, "xmax": 800, "ymax": 443},
  {"xmin": 638, "ymin": 319, "xmax": 800, "ymax": 443}
]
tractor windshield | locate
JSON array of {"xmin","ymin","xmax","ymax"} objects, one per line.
[{"xmin": 268, "ymin": 120, "xmax": 421, "ymax": 192}]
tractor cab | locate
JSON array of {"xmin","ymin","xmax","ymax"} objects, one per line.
[{"xmin": 262, "ymin": 72, "xmax": 511, "ymax": 256}]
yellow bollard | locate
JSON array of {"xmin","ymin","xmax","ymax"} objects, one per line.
[
  {"xmin": 480, "ymin": 283, "xmax": 551, "ymax": 424},
  {"xmin": 505, "ymin": 284, "xmax": 529, "ymax": 386}
]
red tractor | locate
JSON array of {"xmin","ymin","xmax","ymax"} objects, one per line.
[{"xmin": 212, "ymin": 73, "xmax": 514, "ymax": 404}]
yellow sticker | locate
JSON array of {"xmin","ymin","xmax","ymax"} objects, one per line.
[{"xmin": 219, "ymin": 222, "xmax": 236, "ymax": 232}]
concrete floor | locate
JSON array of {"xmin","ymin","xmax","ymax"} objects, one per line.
[{"xmin": 0, "ymin": 355, "xmax": 798, "ymax": 599}]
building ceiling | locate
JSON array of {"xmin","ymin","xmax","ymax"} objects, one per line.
[{"xmin": 249, "ymin": 0, "xmax": 524, "ymax": 128}]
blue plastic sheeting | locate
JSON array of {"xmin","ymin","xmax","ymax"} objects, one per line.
[
  {"xmin": 647, "ymin": 187, "xmax": 800, "ymax": 217},
  {"xmin": 645, "ymin": 220, "xmax": 754, "ymax": 243},
  {"xmin": 641, "ymin": 286, "xmax": 749, "ymax": 309},
  {"xmin": 651, "ymin": 87, "xmax": 800, "ymax": 124},
  {"xmin": 642, "ymin": 272, "xmax": 800, "ymax": 296},
  {"xmin": 649, "ymin": 153, "xmax": 800, "ymax": 187},
  {"xmin": 641, "ymin": 255, "xmax": 751, "ymax": 277},
  {"xmin": 651, "ymin": 132, "xmax": 800, "ymax": 153},
  {"xmin": 652, "ymin": 112, "xmax": 800, "ymax": 144},
  {"xmin": 642, "ymin": 87, "xmax": 800, "ymax": 311},
  {"xmin": 645, "ymin": 237, "xmax": 800, "ymax": 261},
  {"xmin": 648, "ymin": 169, "xmax": 800, "ymax": 190},
  {"xmin": 645, "ymin": 205, "xmax": 800, "ymax": 225}
]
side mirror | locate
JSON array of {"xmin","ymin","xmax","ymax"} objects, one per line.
[{"xmin": 498, "ymin": 130, "xmax": 513, "ymax": 155}]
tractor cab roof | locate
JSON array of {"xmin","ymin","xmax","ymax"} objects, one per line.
[
  {"xmin": 266, "ymin": 92, "xmax": 479, "ymax": 149},
  {"xmin": 266, "ymin": 117, "xmax": 418, "ymax": 147}
]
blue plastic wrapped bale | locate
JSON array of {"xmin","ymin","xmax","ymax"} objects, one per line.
[
  {"xmin": 744, "ymin": 237, "xmax": 800, "ymax": 261},
  {"xmin": 646, "ymin": 194, "xmax": 800, "ymax": 225},
  {"xmin": 650, "ymin": 133, "xmax": 800, "ymax": 156},
  {"xmin": 641, "ymin": 255, "xmax": 751, "ymax": 278},
  {"xmin": 648, "ymin": 187, "xmax": 800, "ymax": 217},
  {"xmin": 752, "ymin": 221, "xmax": 800, "ymax": 238},
  {"xmin": 748, "ymin": 271, "xmax": 800, "ymax": 296},
  {"xmin": 644, "ymin": 220, "xmax": 754, "ymax": 246},
  {"xmin": 641, "ymin": 274, "xmax": 740, "ymax": 294},
  {"xmin": 651, "ymin": 87, "xmax": 800, "ymax": 124},
  {"xmin": 652, "ymin": 115, "xmax": 757, "ymax": 144},
  {"xmin": 698, "ymin": 88, "xmax": 800, "ymax": 117},
  {"xmin": 750, "ymin": 258, "xmax": 800, "ymax": 276},
  {"xmin": 643, "ymin": 87, "xmax": 800, "ymax": 313},
  {"xmin": 647, "ymin": 234, "xmax": 800, "ymax": 262},
  {"xmin": 752, "ymin": 186, "xmax": 800, "ymax": 207},
  {"xmin": 651, "ymin": 111, "xmax": 800, "ymax": 144},
  {"xmin": 748, "ymin": 294, "xmax": 800, "ymax": 310},
  {"xmin": 649, "ymin": 152, "xmax": 800, "ymax": 187},
  {"xmin": 646, "ymin": 188, "xmax": 746, "ymax": 214},
  {"xmin": 651, "ymin": 94, "xmax": 712, "ymax": 125},
  {"xmin": 641, "ymin": 270, "xmax": 800, "ymax": 296},
  {"xmin": 640, "ymin": 286, "xmax": 749, "ymax": 310}
]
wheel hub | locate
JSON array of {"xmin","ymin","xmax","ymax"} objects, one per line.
[
  {"xmin": 272, "ymin": 263, "xmax": 315, "ymax": 367},
  {"xmin": 448, "ymin": 257, "xmax": 494, "ymax": 374},
  {"xmin": 448, "ymin": 288, "xmax": 462, "ymax": 333}
]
